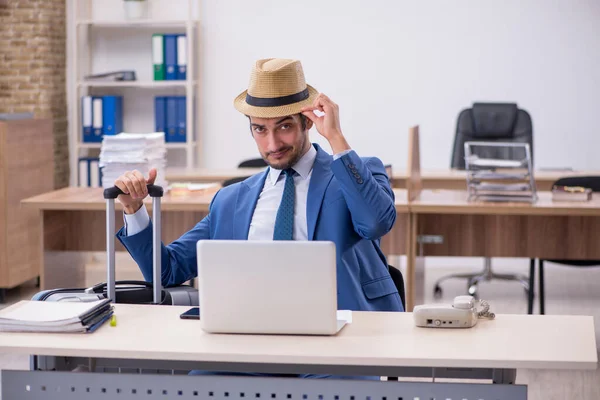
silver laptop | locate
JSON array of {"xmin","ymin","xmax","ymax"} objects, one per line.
[{"xmin": 196, "ymin": 240, "xmax": 351, "ymax": 335}]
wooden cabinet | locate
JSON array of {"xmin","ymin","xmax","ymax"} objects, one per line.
[{"xmin": 0, "ymin": 118, "xmax": 54, "ymax": 301}]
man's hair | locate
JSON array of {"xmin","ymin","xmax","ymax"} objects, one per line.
[
  {"xmin": 298, "ymin": 113, "xmax": 308, "ymax": 131},
  {"xmin": 247, "ymin": 113, "xmax": 308, "ymax": 132}
]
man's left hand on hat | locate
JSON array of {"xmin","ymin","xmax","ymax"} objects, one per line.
[{"xmin": 302, "ymin": 93, "xmax": 351, "ymax": 155}]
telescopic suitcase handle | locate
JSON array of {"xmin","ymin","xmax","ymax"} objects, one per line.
[
  {"xmin": 103, "ymin": 185, "xmax": 164, "ymax": 199},
  {"xmin": 104, "ymin": 185, "xmax": 164, "ymax": 304}
]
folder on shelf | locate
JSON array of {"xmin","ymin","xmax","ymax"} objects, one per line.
[
  {"xmin": 82, "ymin": 96, "xmax": 93, "ymax": 142},
  {"xmin": 92, "ymin": 97, "xmax": 103, "ymax": 142},
  {"xmin": 165, "ymin": 96, "xmax": 178, "ymax": 142},
  {"xmin": 78, "ymin": 157, "xmax": 90, "ymax": 187},
  {"xmin": 152, "ymin": 34, "xmax": 165, "ymax": 81},
  {"xmin": 164, "ymin": 34, "xmax": 178, "ymax": 81},
  {"xmin": 175, "ymin": 96, "xmax": 186, "ymax": 143},
  {"xmin": 176, "ymin": 34, "xmax": 187, "ymax": 80},
  {"xmin": 78, "ymin": 157, "xmax": 102, "ymax": 187},
  {"xmin": 90, "ymin": 158, "xmax": 100, "ymax": 187},
  {"xmin": 102, "ymin": 96, "xmax": 124, "ymax": 137},
  {"xmin": 155, "ymin": 96, "xmax": 166, "ymax": 134},
  {"xmin": 84, "ymin": 70, "xmax": 136, "ymax": 82}
]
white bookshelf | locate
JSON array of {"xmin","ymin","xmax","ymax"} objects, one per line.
[{"xmin": 68, "ymin": 0, "xmax": 201, "ymax": 186}]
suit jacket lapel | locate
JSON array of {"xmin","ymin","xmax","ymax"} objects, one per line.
[
  {"xmin": 233, "ymin": 169, "xmax": 268, "ymax": 239},
  {"xmin": 307, "ymin": 144, "xmax": 334, "ymax": 240}
]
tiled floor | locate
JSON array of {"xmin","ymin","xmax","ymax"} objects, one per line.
[{"xmin": 0, "ymin": 255, "xmax": 598, "ymax": 399}]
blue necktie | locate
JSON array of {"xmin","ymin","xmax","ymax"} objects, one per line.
[{"xmin": 273, "ymin": 168, "xmax": 295, "ymax": 240}]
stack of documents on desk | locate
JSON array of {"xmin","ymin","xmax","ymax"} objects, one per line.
[
  {"xmin": 0, "ymin": 299, "xmax": 113, "ymax": 333},
  {"xmin": 99, "ymin": 132, "xmax": 168, "ymax": 189}
]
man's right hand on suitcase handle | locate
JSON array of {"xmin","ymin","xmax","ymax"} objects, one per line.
[{"xmin": 112, "ymin": 168, "xmax": 161, "ymax": 214}]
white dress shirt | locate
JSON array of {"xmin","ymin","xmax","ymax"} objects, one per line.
[
  {"xmin": 247, "ymin": 145, "xmax": 316, "ymax": 241},
  {"xmin": 124, "ymin": 146, "xmax": 350, "ymax": 237}
]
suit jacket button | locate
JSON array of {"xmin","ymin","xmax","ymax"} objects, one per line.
[
  {"xmin": 348, "ymin": 163, "xmax": 355, "ymax": 169},
  {"xmin": 357, "ymin": 178, "xmax": 364, "ymax": 184}
]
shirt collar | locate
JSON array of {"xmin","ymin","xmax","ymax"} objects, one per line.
[{"xmin": 268, "ymin": 145, "xmax": 317, "ymax": 186}]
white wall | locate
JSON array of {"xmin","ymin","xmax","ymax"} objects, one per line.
[{"xmin": 69, "ymin": 0, "xmax": 600, "ymax": 172}]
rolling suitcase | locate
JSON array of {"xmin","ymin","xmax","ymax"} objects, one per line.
[{"xmin": 31, "ymin": 184, "xmax": 198, "ymax": 373}]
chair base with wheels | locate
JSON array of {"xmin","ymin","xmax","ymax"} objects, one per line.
[{"xmin": 433, "ymin": 258, "xmax": 533, "ymax": 305}]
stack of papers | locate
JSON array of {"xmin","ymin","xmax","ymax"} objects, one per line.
[
  {"xmin": 464, "ymin": 143, "xmax": 537, "ymax": 203},
  {"xmin": 99, "ymin": 132, "xmax": 168, "ymax": 189},
  {"xmin": 465, "ymin": 161, "xmax": 536, "ymax": 203},
  {"xmin": 0, "ymin": 299, "xmax": 113, "ymax": 333}
]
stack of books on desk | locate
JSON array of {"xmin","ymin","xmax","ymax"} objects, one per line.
[
  {"xmin": 0, "ymin": 299, "xmax": 113, "ymax": 333},
  {"xmin": 465, "ymin": 153, "xmax": 537, "ymax": 203},
  {"xmin": 551, "ymin": 185, "xmax": 592, "ymax": 202},
  {"xmin": 99, "ymin": 132, "xmax": 168, "ymax": 189}
]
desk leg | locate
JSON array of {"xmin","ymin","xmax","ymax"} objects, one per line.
[{"xmin": 406, "ymin": 213, "xmax": 425, "ymax": 311}]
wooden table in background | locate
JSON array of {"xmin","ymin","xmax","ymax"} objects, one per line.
[
  {"xmin": 166, "ymin": 167, "xmax": 600, "ymax": 191},
  {"xmin": 21, "ymin": 187, "xmax": 214, "ymax": 290},
  {"xmin": 405, "ymin": 189, "xmax": 600, "ymax": 310},
  {"xmin": 166, "ymin": 167, "xmax": 267, "ymax": 184},
  {"xmin": 21, "ymin": 188, "xmax": 410, "ymax": 291}
]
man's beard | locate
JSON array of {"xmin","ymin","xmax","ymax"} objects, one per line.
[{"xmin": 263, "ymin": 135, "xmax": 306, "ymax": 170}]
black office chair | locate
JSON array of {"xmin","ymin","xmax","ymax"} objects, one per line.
[
  {"xmin": 388, "ymin": 265, "xmax": 405, "ymax": 310},
  {"xmin": 536, "ymin": 176, "xmax": 600, "ymax": 314},
  {"xmin": 436, "ymin": 102, "xmax": 535, "ymax": 305},
  {"xmin": 222, "ymin": 176, "xmax": 249, "ymax": 187},
  {"xmin": 450, "ymin": 102, "xmax": 534, "ymax": 169},
  {"xmin": 222, "ymin": 158, "xmax": 268, "ymax": 187}
]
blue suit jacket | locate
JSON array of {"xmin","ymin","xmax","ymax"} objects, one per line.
[{"xmin": 117, "ymin": 143, "xmax": 404, "ymax": 312}]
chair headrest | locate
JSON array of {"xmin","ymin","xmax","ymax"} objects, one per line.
[{"xmin": 471, "ymin": 103, "xmax": 518, "ymax": 138}]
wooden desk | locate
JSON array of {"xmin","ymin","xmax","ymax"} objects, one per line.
[
  {"xmin": 406, "ymin": 190, "xmax": 600, "ymax": 310},
  {"xmin": 401, "ymin": 169, "xmax": 600, "ymax": 191},
  {"xmin": 0, "ymin": 304, "xmax": 595, "ymax": 371},
  {"xmin": 0, "ymin": 304, "xmax": 595, "ymax": 400},
  {"xmin": 166, "ymin": 167, "xmax": 600, "ymax": 191},
  {"xmin": 21, "ymin": 188, "xmax": 409, "ymax": 291}
]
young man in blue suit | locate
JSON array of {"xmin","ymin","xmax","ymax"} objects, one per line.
[
  {"xmin": 115, "ymin": 58, "xmax": 403, "ymax": 314},
  {"xmin": 116, "ymin": 58, "xmax": 402, "ymax": 380}
]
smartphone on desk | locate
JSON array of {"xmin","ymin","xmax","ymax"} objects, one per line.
[{"xmin": 180, "ymin": 307, "xmax": 200, "ymax": 320}]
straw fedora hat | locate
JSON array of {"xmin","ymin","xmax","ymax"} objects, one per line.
[{"xmin": 234, "ymin": 58, "xmax": 319, "ymax": 118}]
